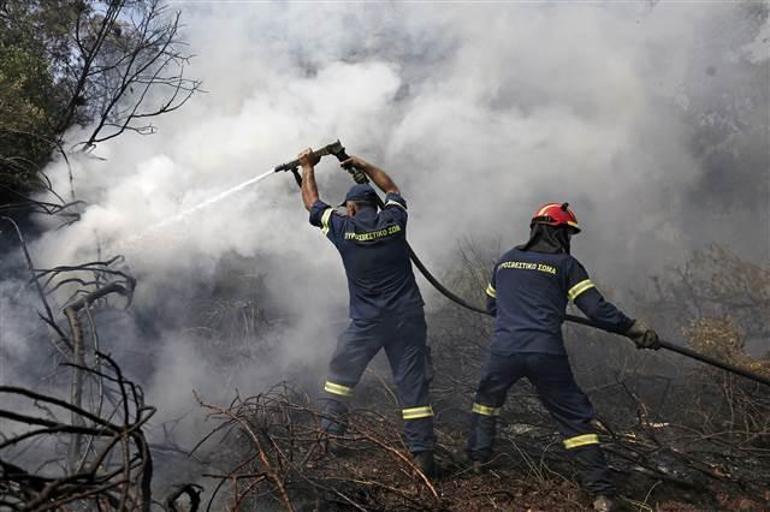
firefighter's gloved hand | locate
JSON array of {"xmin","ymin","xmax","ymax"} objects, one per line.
[{"xmin": 625, "ymin": 319, "xmax": 660, "ymax": 350}]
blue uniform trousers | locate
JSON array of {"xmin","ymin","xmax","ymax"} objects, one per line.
[
  {"xmin": 321, "ymin": 312, "xmax": 435, "ymax": 454},
  {"xmin": 467, "ymin": 352, "xmax": 614, "ymax": 495}
]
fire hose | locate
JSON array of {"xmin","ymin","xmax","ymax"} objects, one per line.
[{"xmin": 276, "ymin": 141, "xmax": 770, "ymax": 388}]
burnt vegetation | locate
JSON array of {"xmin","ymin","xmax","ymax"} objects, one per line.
[
  {"xmin": 1, "ymin": 0, "xmax": 201, "ymax": 508},
  {"xmin": 180, "ymin": 244, "xmax": 770, "ymax": 511},
  {"xmin": 5, "ymin": 240, "xmax": 767, "ymax": 511}
]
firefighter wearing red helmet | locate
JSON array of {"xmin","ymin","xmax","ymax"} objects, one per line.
[
  {"xmin": 467, "ymin": 202, "xmax": 659, "ymax": 512},
  {"xmin": 531, "ymin": 202, "xmax": 582, "ymax": 232}
]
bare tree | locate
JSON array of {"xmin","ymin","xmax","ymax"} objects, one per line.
[
  {"xmin": 0, "ymin": 353, "xmax": 155, "ymax": 512},
  {"xmin": 67, "ymin": 0, "xmax": 201, "ymax": 150},
  {"xmin": 0, "ymin": 0, "xmax": 201, "ymax": 214}
]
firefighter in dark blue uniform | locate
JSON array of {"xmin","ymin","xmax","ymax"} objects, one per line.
[
  {"xmin": 467, "ymin": 202, "xmax": 660, "ymax": 512},
  {"xmin": 297, "ymin": 148, "xmax": 436, "ymax": 475}
]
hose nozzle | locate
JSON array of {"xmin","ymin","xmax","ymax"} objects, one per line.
[{"xmin": 273, "ymin": 140, "xmax": 345, "ymax": 173}]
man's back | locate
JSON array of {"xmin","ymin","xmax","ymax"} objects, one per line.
[
  {"xmin": 488, "ymin": 245, "xmax": 633, "ymax": 356},
  {"xmin": 488, "ymin": 247, "xmax": 574, "ymax": 355},
  {"xmin": 310, "ymin": 192, "xmax": 424, "ymax": 320}
]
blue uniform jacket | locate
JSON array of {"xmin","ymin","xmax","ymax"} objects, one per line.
[
  {"xmin": 309, "ymin": 192, "xmax": 424, "ymax": 320},
  {"xmin": 485, "ymin": 248, "xmax": 633, "ymax": 355}
]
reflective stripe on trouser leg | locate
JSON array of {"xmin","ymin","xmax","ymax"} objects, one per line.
[
  {"xmin": 324, "ymin": 380, "xmax": 353, "ymax": 397},
  {"xmin": 401, "ymin": 405, "xmax": 435, "ymax": 454},
  {"xmin": 322, "ymin": 319, "xmax": 385, "ymax": 436},
  {"xmin": 472, "ymin": 402, "xmax": 501, "ymax": 416},
  {"xmin": 468, "ymin": 401, "xmax": 501, "ymax": 461},
  {"xmin": 467, "ymin": 352, "xmax": 525, "ymax": 462},
  {"xmin": 402, "ymin": 405, "xmax": 434, "ymax": 420},
  {"xmin": 563, "ymin": 433, "xmax": 599, "ymax": 449},
  {"xmin": 383, "ymin": 313, "xmax": 435, "ymax": 453},
  {"xmin": 321, "ymin": 381, "xmax": 355, "ymax": 434},
  {"xmin": 526, "ymin": 354, "xmax": 614, "ymax": 495}
]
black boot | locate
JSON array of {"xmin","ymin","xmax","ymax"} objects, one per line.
[{"xmin": 413, "ymin": 451, "xmax": 436, "ymax": 477}]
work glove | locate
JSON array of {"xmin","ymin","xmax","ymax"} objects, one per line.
[{"xmin": 625, "ymin": 319, "xmax": 660, "ymax": 350}]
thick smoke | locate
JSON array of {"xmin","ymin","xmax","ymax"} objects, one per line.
[{"xmin": 6, "ymin": 2, "xmax": 768, "ymax": 446}]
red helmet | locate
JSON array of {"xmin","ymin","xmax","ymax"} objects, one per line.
[{"xmin": 531, "ymin": 202, "xmax": 581, "ymax": 233}]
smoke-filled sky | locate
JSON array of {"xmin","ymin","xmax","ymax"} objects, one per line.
[
  {"xmin": 4, "ymin": 1, "xmax": 769, "ymax": 446},
  {"xmin": 40, "ymin": 1, "xmax": 769, "ymax": 276}
]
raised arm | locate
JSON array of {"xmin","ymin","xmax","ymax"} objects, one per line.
[
  {"xmin": 340, "ymin": 155, "xmax": 400, "ymax": 195},
  {"xmin": 298, "ymin": 148, "xmax": 321, "ymax": 211}
]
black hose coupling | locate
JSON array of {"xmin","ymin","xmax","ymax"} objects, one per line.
[{"xmin": 326, "ymin": 141, "xmax": 369, "ymax": 185}]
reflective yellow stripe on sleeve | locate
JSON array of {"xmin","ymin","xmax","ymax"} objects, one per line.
[
  {"xmin": 563, "ymin": 433, "xmax": 599, "ymax": 449},
  {"xmin": 385, "ymin": 199, "xmax": 406, "ymax": 210},
  {"xmin": 402, "ymin": 405, "xmax": 434, "ymax": 420},
  {"xmin": 320, "ymin": 208, "xmax": 334, "ymax": 235},
  {"xmin": 485, "ymin": 284, "xmax": 496, "ymax": 298},
  {"xmin": 471, "ymin": 403, "xmax": 501, "ymax": 416},
  {"xmin": 567, "ymin": 279, "xmax": 595, "ymax": 301},
  {"xmin": 324, "ymin": 380, "xmax": 353, "ymax": 397}
]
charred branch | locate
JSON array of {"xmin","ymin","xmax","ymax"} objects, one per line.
[{"xmin": 0, "ymin": 353, "xmax": 155, "ymax": 511}]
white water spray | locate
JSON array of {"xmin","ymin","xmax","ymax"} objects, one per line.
[{"xmin": 116, "ymin": 168, "xmax": 276, "ymax": 249}]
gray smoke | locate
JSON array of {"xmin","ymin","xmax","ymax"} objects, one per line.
[{"xmin": 4, "ymin": 1, "xmax": 768, "ymax": 453}]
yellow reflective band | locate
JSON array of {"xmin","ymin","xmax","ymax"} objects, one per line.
[
  {"xmin": 567, "ymin": 279, "xmax": 595, "ymax": 301},
  {"xmin": 324, "ymin": 380, "xmax": 353, "ymax": 397},
  {"xmin": 472, "ymin": 403, "xmax": 501, "ymax": 416},
  {"xmin": 402, "ymin": 405, "xmax": 434, "ymax": 420},
  {"xmin": 385, "ymin": 199, "xmax": 406, "ymax": 210},
  {"xmin": 485, "ymin": 284, "xmax": 496, "ymax": 298},
  {"xmin": 563, "ymin": 433, "xmax": 599, "ymax": 449},
  {"xmin": 320, "ymin": 208, "xmax": 333, "ymax": 235}
]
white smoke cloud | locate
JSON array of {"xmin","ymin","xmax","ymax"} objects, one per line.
[{"xmin": 10, "ymin": 0, "xmax": 767, "ymax": 441}]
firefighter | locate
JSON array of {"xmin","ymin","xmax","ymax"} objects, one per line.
[
  {"xmin": 297, "ymin": 148, "xmax": 436, "ymax": 475},
  {"xmin": 466, "ymin": 202, "xmax": 660, "ymax": 512}
]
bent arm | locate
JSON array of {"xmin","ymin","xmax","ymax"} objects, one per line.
[
  {"xmin": 574, "ymin": 289, "xmax": 634, "ymax": 333},
  {"xmin": 567, "ymin": 260, "xmax": 633, "ymax": 333},
  {"xmin": 347, "ymin": 156, "xmax": 399, "ymax": 194}
]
